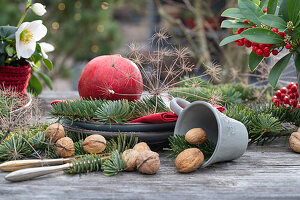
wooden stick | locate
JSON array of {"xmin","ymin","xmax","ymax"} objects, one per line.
[
  {"xmin": 5, "ymin": 163, "xmax": 72, "ymax": 182},
  {"xmin": 0, "ymin": 158, "xmax": 74, "ymax": 172}
]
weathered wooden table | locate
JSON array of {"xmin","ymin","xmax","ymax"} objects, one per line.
[{"xmin": 0, "ymin": 91, "xmax": 299, "ymax": 200}]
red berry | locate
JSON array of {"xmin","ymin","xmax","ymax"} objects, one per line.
[
  {"xmin": 278, "ymin": 32, "xmax": 285, "ymax": 38},
  {"xmin": 289, "ymin": 93, "xmax": 296, "ymax": 99},
  {"xmin": 251, "ymin": 25, "xmax": 256, "ymax": 28},
  {"xmin": 271, "ymin": 28, "xmax": 278, "ymax": 32},
  {"xmin": 296, "ymin": 92, "xmax": 299, "ymax": 98},
  {"xmin": 252, "ymin": 43, "xmax": 259, "ymax": 46},
  {"xmin": 273, "ymin": 99, "xmax": 280, "ymax": 105},
  {"xmin": 281, "ymin": 93, "xmax": 286, "ymax": 100},
  {"xmin": 263, "ymin": 47, "xmax": 270, "ymax": 53},
  {"xmin": 266, "ymin": 44, "xmax": 273, "ymax": 47},
  {"xmin": 280, "ymin": 87, "xmax": 287, "ymax": 94},
  {"xmin": 237, "ymin": 42, "xmax": 243, "ymax": 46},
  {"xmin": 237, "ymin": 28, "xmax": 244, "ymax": 34},
  {"xmin": 287, "ymin": 84, "xmax": 292, "ymax": 89},
  {"xmin": 263, "ymin": 8, "xmax": 267, "ymax": 13},
  {"xmin": 272, "ymin": 96, "xmax": 278, "ymax": 102},
  {"xmin": 283, "ymin": 96, "xmax": 290, "ymax": 104},
  {"xmin": 252, "ymin": 46, "xmax": 258, "ymax": 52},
  {"xmin": 272, "ymin": 50, "xmax": 278, "ymax": 55},
  {"xmin": 259, "ymin": 44, "xmax": 265, "ymax": 49},
  {"xmin": 263, "ymin": 52, "xmax": 270, "ymax": 57},
  {"xmin": 285, "ymin": 44, "xmax": 291, "ymax": 49},
  {"xmin": 296, "ymin": 104, "xmax": 300, "ymax": 109},
  {"xmin": 242, "ymin": 19, "xmax": 249, "ymax": 23},
  {"xmin": 288, "ymin": 30, "xmax": 293, "ymax": 34},
  {"xmin": 291, "ymin": 85, "xmax": 298, "ymax": 92},
  {"xmin": 296, "ymin": 82, "xmax": 298, "ymax": 86},
  {"xmin": 291, "ymin": 99, "xmax": 298, "ymax": 107},
  {"xmin": 245, "ymin": 41, "xmax": 252, "ymax": 47},
  {"xmin": 256, "ymin": 49, "xmax": 263, "ymax": 56},
  {"xmin": 275, "ymin": 90, "xmax": 282, "ymax": 98}
]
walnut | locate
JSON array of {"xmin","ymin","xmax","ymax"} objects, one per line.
[
  {"xmin": 83, "ymin": 134, "xmax": 106, "ymax": 154},
  {"xmin": 175, "ymin": 148, "xmax": 204, "ymax": 173},
  {"xmin": 122, "ymin": 149, "xmax": 139, "ymax": 171},
  {"xmin": 133, "ymin": 142, "xmax": 150, "ymax": 153},
  {"xmin": 289, "ymin": 132, "xmax": 300, "ymax": 153},
  {"xmin": 185, "ymin": 128, "xmax": 207, "ymax": 145},
  {"xmin": 56, "ymin": 137, "xmax": 75, "ymax": 158},
  {"xmin": 44, "ymin": 123, "xmax": 65, "ymax": 143},
  {"xmin": 136, "ymin": 150, "xmax": 160, "ymax": 174}
]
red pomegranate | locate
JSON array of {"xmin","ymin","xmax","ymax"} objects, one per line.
[{"xmin": 78, "ymin": 55, "xmax": 143, "ymax": 101}]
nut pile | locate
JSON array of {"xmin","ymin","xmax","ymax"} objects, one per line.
[
  {"xmin": 122, "ymin": 142, "xmax": 160, "ymax": 174},
  {"xmin": 175, "ymin": 128, "xmax": 207, "ymax": 173}
]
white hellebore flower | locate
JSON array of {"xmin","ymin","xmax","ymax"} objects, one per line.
[
  {"xmin": 31, "ymin": 3, "xmax": 46, "ymax": 16},
  {"xmin": 15, "ymin": 20, "xmax": 47, "ymax": 59},
  {"xmin": 39, "ymin": 42, "xmax": 55, "ymax": 59}
]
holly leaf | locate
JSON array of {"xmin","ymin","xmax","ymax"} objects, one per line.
[
  {"xmin": 267, "ymin": 0, "xmax": 278, "ymax": 14},
  {"xmin": 288, "ymin": 0, "xmax": 300, "ymax": 24},
  {"xmin": 219, "ymin": 34, "xmax": 243, "ymax": 46},
  {"xmin": 240, "ymin": 28, "xmax": 284, "ymax": 44},
  {"xmin": 221, "ymin": 20, "xmax": 252, "ymax": 28},
  {"xmin": 259, "ymin": 14, "xmax": 287, "ymax": 31},
  {"xmin": 0, "ymin": 26, "xmax": 17, "ymax": 40},
  {"xmin": 37, "ymin": 71, "xmax": 53, "ymax": 90},
  {"xmin": 43, "ymin": 59, "xmax": 53, "ymax": 71},
  {"xmin": 279, "ymin": 0, "xmax": 289, "ymax": 22},
  {"xmin": 238, "ymin": 0, "xmax": 264, "ymax": 25},
  {"xmin": 221, "ymin": 8, "xmax": 245, "ymax": 19},
  {"xmin": 248, "ymin": 51, "xmax": 264, "ymax": 72},
  {"xmin": 259, "ymin": 0, "xmax": 268, "ymax": 8},
  {"xmin": 28, "ymin": 73, "xmax": 43, "ymax": 95},
  {"xmin": 268, "ymin": 53, "xmax": 292, "ymax": 87}
]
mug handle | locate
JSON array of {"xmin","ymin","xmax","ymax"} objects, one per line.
[{"xmin": 170, "ymin": 98, "xmax": 190, "ymax": 116}]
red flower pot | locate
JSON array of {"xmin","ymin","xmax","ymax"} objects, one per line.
[{"xmin": 0, "ymin": 64, "xmax": 31, "ymax": 95}]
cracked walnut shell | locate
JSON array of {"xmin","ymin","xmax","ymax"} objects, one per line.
[
  {"xmin": 289, "ymin": 132, "xmax": 300, "ymax": 153},
  {"xmin": 83, "ymin": 134, "xmax": 106, "ymax": 154},
  {"xmin": 133, "ymin": 142, "xmax": 150, "ymax": 153},
  {"xmin": 175, "ymin": 148, "xmax": 204, "ymax": 173},
  {"xmin": 136, "ymin": 150, "xmax": 160, "ymax": 174},
  {"xmin": 44, "ymin": 123, "xmax": 65, "ymax": 143},
  {"xmin": 122, "ymin": 149, "xmax": 139, "ymax": 171},
  {"xmin": 185, "ymin": 128, "xmax": 207, "ymax": 145},
  {"xmin": 56, "ymin": 137, "xmax": 75, "ymax": 158}
]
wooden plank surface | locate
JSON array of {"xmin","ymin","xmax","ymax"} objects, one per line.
[{"xmin": 0, "ymin": 91, "xmax": 299, "ymax": 200}]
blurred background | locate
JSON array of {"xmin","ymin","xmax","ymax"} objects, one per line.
[{"xmin": 0, "ymin": 0, "xmax": 297, "ymax": 91}]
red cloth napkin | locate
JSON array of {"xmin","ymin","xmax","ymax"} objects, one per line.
[
  {"xmin": 129, "ymin": 105, "xmax": 225, "ymax": 124},
  {"xmin": 213, "ymin": 105, "xmax": 226, "ymax": 113},
  {"xmin": 129, "ymin": 112, "xmax": 178, "ymax": 123}
]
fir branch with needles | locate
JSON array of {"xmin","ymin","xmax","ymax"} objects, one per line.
[
  {"xmin": 94, "ymin": 99, "xmax": 133, "ymax": 125},
  {"xmin": 50, "ymin": 95, "xmax": 170, "ymax": 124},
  {"xmin": 224, "ymin": 104, "xmax": 299, "ymax": 145},
  {"xmin": 102, "ymin": 150, "xmax": 127, "ymax": 176},
  {"xmin": 66, "ymin": 154, "xmax": 106, "ymax": 174}
]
